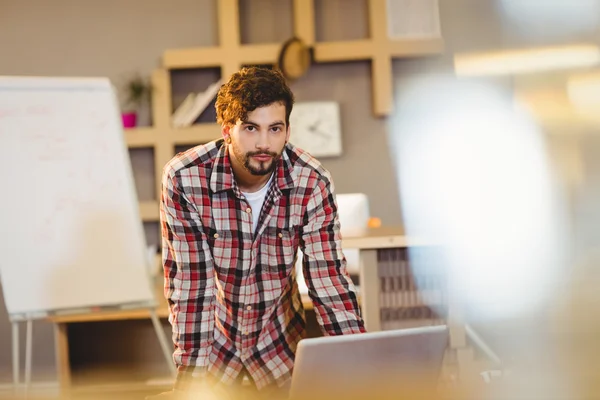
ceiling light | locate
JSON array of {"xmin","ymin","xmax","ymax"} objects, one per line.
[{"xmin": 454, "ymin": 44, "xmax": 600, "ymax": 77}]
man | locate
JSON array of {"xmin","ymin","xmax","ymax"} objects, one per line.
[{"xmin": 157, "ymin": 67, "xmax": 365, "ymax": 399}]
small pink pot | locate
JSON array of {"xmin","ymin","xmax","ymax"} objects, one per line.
[{"xmin": 122, "ymin": 112, "xmax": 137, "ymax": 128}]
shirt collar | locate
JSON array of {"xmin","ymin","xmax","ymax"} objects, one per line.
[{"xmin": 210, "ymin": 140, "xmax": 297, "ymax": 194}]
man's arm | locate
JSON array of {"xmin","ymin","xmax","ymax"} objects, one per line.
[
  {"xmin": 160, "ymin": 166, "xmax": 216, "ymax": 382},
  {"xmin": 300, "ymin": 173, "xmax": 367, "ymax": 335}
]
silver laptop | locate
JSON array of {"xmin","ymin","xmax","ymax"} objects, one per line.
[{"xmin": 288, "ymin": 325, "xmax": 449, "ymax": 400}]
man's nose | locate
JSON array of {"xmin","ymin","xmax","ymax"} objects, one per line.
[{"xmin": 255, "ymin": 131, "xmax": 270, "ymax": 150}]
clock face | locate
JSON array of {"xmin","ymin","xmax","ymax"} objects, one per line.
[{"xmin": 289, "ymin": 101, "xmax": 342, "ymax": 158}]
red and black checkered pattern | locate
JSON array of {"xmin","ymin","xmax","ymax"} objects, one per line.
[{"xmin": 160, "ymin": 139, "xmax": 365, "ymax": 390}]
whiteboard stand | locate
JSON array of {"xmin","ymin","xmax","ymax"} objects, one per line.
[
  {"xmin": 12, "ymin": 322, "xmax": 19, "ymax": 396},
  {"xmin": 10, "ymin": 319, "xmax": 33, "ymax": 398},
  {"xmin": 150, "ymin": 309, "xmax": 178, "ymax": 377},
  {"xmin": 25, "ymin": 319, "xmax": 33, "ymax": 394}
]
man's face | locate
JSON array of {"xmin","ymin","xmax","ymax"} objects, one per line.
[{"xmin": 228, "ymin": 102, "xmax": 290, "ymax": 176}]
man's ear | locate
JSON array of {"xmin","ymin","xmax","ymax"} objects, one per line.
[
  {"xmin": 285, "ymin": 123, "xmax": 291, "ymax": 143},
  {"xmin": 221, "ymin": 124, "xmax": 231, "ymax": 139}
]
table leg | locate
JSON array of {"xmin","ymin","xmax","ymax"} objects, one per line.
[
  {"xmin": 359, "ymin": 249, "xmax": 381, "ymax": 331},
  {"xmin": 53, "ymin": 323, "xmax": 72, "ymax": 393}
]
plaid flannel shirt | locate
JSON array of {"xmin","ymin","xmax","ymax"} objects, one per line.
[{"xmin": 160, "ymin": 139, "xmax": 366, "ymax": 390}]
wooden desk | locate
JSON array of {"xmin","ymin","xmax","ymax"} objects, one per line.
[
  {"xmin": 341, "ymin": 226, "xmax": 435, "ymax": 331},
  {"xmin": 49, "ymin": 226, "xmax": 407, "ymax": 392}
]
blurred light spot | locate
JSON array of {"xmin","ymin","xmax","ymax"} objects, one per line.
[
  {"xmin": 497, "ymin": 0, "xmax": 600, "ymax": 40},
  {"xmin": 389, "ymin": 76, "xmax": 568, "ymax": 321},
  {"xmin": 454, "ymin": 44, "xmax": 600, "ymax": 77},
  {"xmin": 568, "ymin": 70, "xmax": 600, "ymax": 121}
]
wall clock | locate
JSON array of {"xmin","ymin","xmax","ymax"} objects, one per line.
[{"xmin": 289, "ymin": 101, "xmax": 342, "ymax": 158}]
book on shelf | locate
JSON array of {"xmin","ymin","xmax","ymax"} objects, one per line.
[
  {"xmin": 171, "ymin": 92, "xmax": 197, "ymax": 128},
  {"xmin": 171, "ymin": 79, "xmax": 222, "ymax": 128}
]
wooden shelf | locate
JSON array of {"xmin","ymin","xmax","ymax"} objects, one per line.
[
  {"xmin": 163, "ymin": 44, "xmax": 280, "ymax": 69},
  {"xmin": 163, "ymin": 46, "xmax": 224, "ymax": 68},
  {"xmin": 313, "ymin": 38, "xmax": 443, "ymax": 62},
  {"xmin": 50, "ymin": 307, "xmax": 169, "ymax": 324},
  {"xmin": 124, "ymin": 126, "xmax": 157, "ymax": 148},
  {"xmin": 172, "ymin": 123, "xmax": 221, "ymax": 145},
  {"xmin": 125, "ymin": 124, "xmax": 221, "ymax": 148},
  {"xmin": 388, "ymin": 38, "xmax": 444, "ymax": 57}
]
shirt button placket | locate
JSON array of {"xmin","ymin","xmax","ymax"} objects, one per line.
[{"xmin": 241, "ymin": 204, "xmax": 252, "ymax": 360}]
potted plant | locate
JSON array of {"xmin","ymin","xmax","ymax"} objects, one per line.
[{"xmin": 121, "ymin": 73, "xmax": 152, "ymax": 128}]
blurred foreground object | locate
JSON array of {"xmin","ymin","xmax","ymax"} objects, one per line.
[{"xmin": 387, "ymin": 74, "xmax": 593, "ymax": 398}]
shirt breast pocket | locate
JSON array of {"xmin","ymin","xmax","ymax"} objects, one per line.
[
  {"xmin": 262, "ymin": 226, "xmax": 299, "ymax": 276},
  {"xmin": 205, "ymin": 228, "xmax": 236, "ymax": 272}
]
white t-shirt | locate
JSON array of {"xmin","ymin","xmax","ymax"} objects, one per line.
[{"xmin": 241, "ymin": 173, "xmax": 274, "ymax": 233}]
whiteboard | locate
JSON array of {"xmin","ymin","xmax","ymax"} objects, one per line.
[{"xmin": 0, "ymin": 76, "xmax": 156, "ymax": 319}]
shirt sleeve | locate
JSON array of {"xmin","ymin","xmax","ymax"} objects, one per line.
[
  {"xmin": 160, "ymin": 166, "xmax": 216, "ymax": 378},
  {"xmin": 300, "ymin": 172, "xmax": 367, "ymax": 336}
]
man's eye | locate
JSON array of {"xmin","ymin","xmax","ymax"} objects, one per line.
[
  {"xmin": 271, "ymin": 127, "xmax": 281, "ymax": 132},
  {"xmin": 246, "ymin": 126, "xmax": 256, "ymax": 132}
]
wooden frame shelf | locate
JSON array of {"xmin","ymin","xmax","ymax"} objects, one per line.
[
  {"xmin": 164, "ymin": 44, "xmax": 281, "ymax": 70},
  {"xmin": 314, "ymin": 38, "xmax": 443, "ymax": 63},
  {"xmin": 125, "ymin": 127, "xmax": 157, "ymax": 148},
  {"xmin": 125, "ymin": 0, "xmax": 443, "ymax": 227},
  {"xmin": 173, "ymin": 124, "xmax": 222, "ymax": 145},
  {"xmin": 125, "ymin": 124, "xmax": 222, "ymax": 149},
  {"xmin": 160, "ymin": 0, "xmax": 444, "ymax": 117}
]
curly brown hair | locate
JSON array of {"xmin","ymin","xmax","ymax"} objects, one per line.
[{"xmin": 215, "ymin": 67, "xmax": 295, "ymax": 126}]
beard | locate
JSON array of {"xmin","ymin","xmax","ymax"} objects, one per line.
[
  {"xmin": 244, "ymin": 150, "xmax": 281, "ymax": 175},
  {"xmin": 231, "ymin": 141, "xmax": 282, "ymax": 176}
]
